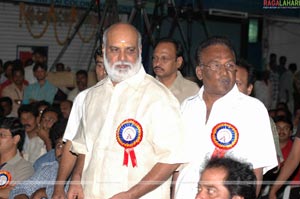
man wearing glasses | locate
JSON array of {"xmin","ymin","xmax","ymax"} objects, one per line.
[
  {"xmin": 0, "ymin": 117, "xmax": 34, "ymax": 198},
  {"xmin": 152, "ymin": 38, "xmax": 199, "ymax": 104},
  {"xmin": 174, "ymin": 36, "xmax": 277, "ymax": 199}
]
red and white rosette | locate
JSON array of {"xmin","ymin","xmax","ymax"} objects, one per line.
[
  {"xmin": 211, "ymin": 122, "xmax": 239, "ymax": 158},
  {"xmin": 116, "ymin": 119, "xmax": 143, "ymax": 167}
]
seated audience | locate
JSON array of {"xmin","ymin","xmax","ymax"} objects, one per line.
[
  {"xmin": 67, "ymin": 70, "xmax": 88, "ymax": 101},
  {"xmin": 24, "ymin": 47, "xmax": 47, "ymax": 85},
  {"xmin": 0, "ymin": 61, "xmax": 14, "ymax": 94},
  {"xmin": 0, "ymin": 117, "xmax": 34, "ymax": 198},
  {"xmin": 18, "ymin": 104, "xmax": 46, "ymax": 163},
  {"xmin": 10, "ymin": 120, "xmax": 67, "ymax": 199},
  {"xmin": 269, "ymin": 119, "xmax": 300, "ymax": 199},
  {"xmin": 37, "ymin": 106, "xmax": 61, "ymax": 151},
  {"xmin": 2, "ymin": 66, "xmax": 27, "ymax": 117},
  {"xmin": 275, "ymin": 116, "xmax": 300, "ymax": 183},
  {"xmin": 195, "ymin": 157, "xmax": 256, "ymax": 199},
  {"xmin": 32, "ymin": 100, "xmax": 50, "ymax": 127},
  {"xmin": 59, "ymin": 100, "xmax": 72, "ymax": 120},
  {"xmin": 55, "ymin": 63, "xmax": 65, "ymax": 72},
  {"xmin": 0, "ymin": 97, "xmax": 13, "ymax": 117},
  {"xmin": 22, "ymin": 63, "xmax": 57, "ymax": 105}
]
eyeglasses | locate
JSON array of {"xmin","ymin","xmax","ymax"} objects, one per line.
[
  {"xmin": 0, "ymin": 132, "xmax": 12, "ymax": 138},
  {"xmin": 200, "ymin": 61, "xmax": 236, "ymax": 71},
  {"xmin": 152, "ymin": 56, "xmax": 176, "ymax": 64}
]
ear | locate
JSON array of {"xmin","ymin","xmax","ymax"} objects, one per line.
[
  {"xmin": 176, "ymin": 56, "xmax": 183, "ymax": 70},
  {"xmin": 13, "ymin": 134, "xmax": 20, "ymax": 145},
  {"xmin": 195, "ymin": 66, "xmax": 203, "ymax": 80},
  {"xmin": 247, "ymin": 84, "xmax": 253, "ymax": 96}
]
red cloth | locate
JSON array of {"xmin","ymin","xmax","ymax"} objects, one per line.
[{"xmin": 281, "ymin": 139, "xmax": 300, "ymax": 183}]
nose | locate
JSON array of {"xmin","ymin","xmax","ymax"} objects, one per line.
[{"xmin": 118, "ymin": 49, "xmax": 126, "ymax": 61}]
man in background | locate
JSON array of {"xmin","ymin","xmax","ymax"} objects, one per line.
[
  {"xmin": 67, "ymin": 70, "xmax": 88, "ymax": 101},
  {"xmin": 22, "ymin": 63, "xmax": 57, "ymax": 104},
  {"xmin": 25, "ymin": 48, "xmax": 47, "ymax": 84},
  {"xmin": 0, "ymin": 117, "xmax": 34, "ymax": 198},
  {"xmin": 152, "ymin": 38, "xmax": 199, "ymax": 103},
  {"xmin": 2, "ymin": 65, "xmax": 27, "ymax": 117}
]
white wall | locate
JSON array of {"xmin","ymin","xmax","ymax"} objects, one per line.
[
  {"xmin": 0, "ymin": 2, "xmax": 99, "ymax": 71},
  {"xmin": 264, "ymin": 18, "xmax": 300, "ymax": 71}
]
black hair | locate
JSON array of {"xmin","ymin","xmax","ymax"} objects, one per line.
[
  {"xmin": 289, "ymin": 63, "xmax": 297, "ymax": 73},
  {"xmin": 279, "ymin": 56, "xmax": 287, "ymax": 64},
  {"xmin": 55, "ymin": 63, "xmax": 65, "ymax": 71},
  {"xmin": 0, "ymin": 97, "xmax": 13, "ymax": 107},
  {"xmin": 202, "ymin": 157, "xmax": 256, "ymax": 199},
  {"xmin": 49, "ymin": 119, "xmax": 67, "ymax": 149},
  {"xmin": 32, "ymin": 47, "xmax": 47, "ymax": 57},
  {"xmin": 3, "ymin": 61, "xmax": 14, "ymax": 72},
  {"xmin": 195, "ymin": 36, "xmax": 236, "ymax": 65},
  {"xmin": 236, "ymin": 58, "xmax": 256, "ymax": 86},
  {"xmin": 274, "ymin": 115, "xmax": 293, "ymax": 131},
  {"xmin": 60, "ymin": 99, "xmax": 73, "ymax": 107},
  {"xmin": 12, "ymin": 64, "xmax": 25, "ymax": 77},
  {"xmin": 41, "ymin": 106, "xmax": 63, "ymax": 123},
  {"xmin": 0, "ymin": 117, "xmax": 25, "ymax": 152},
  {"xmin": 32, "ymin": 100, "xmax": 51, "ymax": 112},
  {"xmin": 76, "ymin": 70, "xmax": 88, "ymax": 78},
  {"xmin": 154, "ymin": 37, "xmax": 183, "ymax": 58},
  {"xmin": 18, "ymin": 104, "xmax": 39, "ymax": 118},
  {"xmin": 33, "ymin": 62, "xmax": 47, "ymax": 72}
]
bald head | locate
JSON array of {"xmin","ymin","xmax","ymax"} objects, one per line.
[
  {"xmin": 102, "ymin": 23, "xmax": 143, "ymax": 84},
  {"xmin": 103, "ymin": 23, "xmax": 142, "ymax": 50}
]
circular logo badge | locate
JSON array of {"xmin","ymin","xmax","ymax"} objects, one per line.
[
  {"xmin": 0, "ymin": 171, "xmax": 11, "ymax": 189},
  {"xmin": 211, "ymin": 122, "xmax": 239, "ymax": 150},
  {"xmin": 116, "ymin": 119, "xmax": 143, "ymax": 148}
]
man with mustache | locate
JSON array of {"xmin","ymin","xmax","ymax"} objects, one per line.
[
  {"xmin": 10, "ymin": 120, "xmax": 67, "ymax": 199},
  {"xmin": 152, "ymin": 38, "xmax": 199, "ymax": 104},
  {"xmin": 68, "ymin": 23, "xmax": 186, "ymax": 199},
  {"xmin": 174, "ymin": 36, "xmax": 277, "ymax": 199},
  {"xmin": 18, "ymin": 104, "xmax": 47, "ymax": 163}
]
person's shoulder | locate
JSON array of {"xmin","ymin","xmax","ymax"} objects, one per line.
[
  {"xmin": 144, "ymin": 74, "xmax": 173, "ymax": 93},
  {"xmin": 13, "ymin": 155, "xmax": 34, "ymax": 173},
  {"xmin": 182, "ymin": 78, "xmax": 200, "ymax": 90}
]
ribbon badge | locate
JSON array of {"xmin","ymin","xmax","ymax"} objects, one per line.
[
  {"xmin": 0, "ymin": 170, "xmax": 11, "ymax": 189},
  {"xmin": 116, "ymin": 119, "xmax": 143, "ymax": 167},
  {"xmin": 211, "ymin": 122, "xmax": 239, "ymax": 158}
]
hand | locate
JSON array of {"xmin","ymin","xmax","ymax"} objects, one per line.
[
  {"xmin": 66, "ymin": 182, "xmax": 84, "ymax": 199},
  {"xmin": 52, "ymin": 185, "xmax": 66, "ymax": 199},
  {"xmin": 37, "ymin": 126, "xmax": 49, "ymax": 140},
  {"xmin": 0, "ymin": 184, "xmax": 16, "ymax": 198},
  {"xmin": 109, "ymin": 191, "xmax": 134, "ymax": 199},
  {"xmin": 31, "ymin": 188, "xmax": 47, "ymax": 199},
  {"xmin": 268, "ymin": 190, "xmax": 277, "ymax": 199}
]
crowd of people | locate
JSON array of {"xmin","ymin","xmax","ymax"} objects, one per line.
[{"xmin": 0, "ymin": 22, "xmax": 299, "ymax": 199}]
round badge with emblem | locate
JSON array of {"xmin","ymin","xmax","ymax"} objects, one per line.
[
  {"xmin": 211, "ymin": 122, "xmax": 239, "ymax": 158},
  {"xmin": 116, "ymin": 118, "xmax": 143, "ymax": 167},
  {"xmin": 0, "ymin": 170, "xmax": 11, "ymax": 189}
]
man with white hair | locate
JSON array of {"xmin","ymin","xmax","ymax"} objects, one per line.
[{"xmin": 67, "ymin": 23, "xmax": 186, "ymax": 199}]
